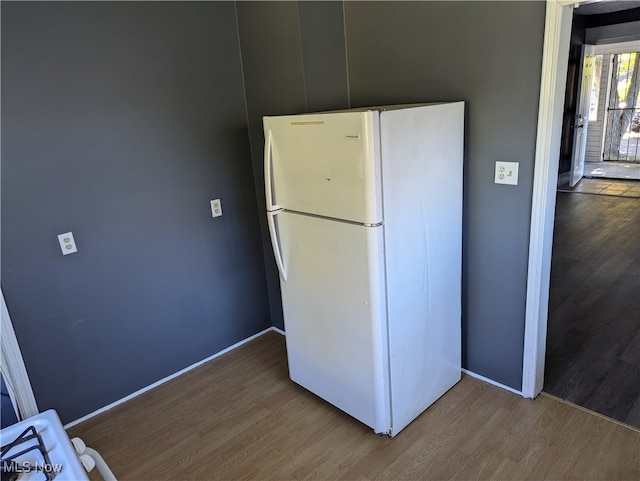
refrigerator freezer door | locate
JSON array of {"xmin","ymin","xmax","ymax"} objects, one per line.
[
  {"xmin": 276, "ymin": 211, "xmax": 390, "ymax": 433},
  {"xmin": 264, "ymin": 111, "xmax": 382, "ymax": 224}
]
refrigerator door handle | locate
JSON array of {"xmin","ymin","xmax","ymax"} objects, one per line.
[
  {"xmin": 264, "ymin": 129, "xmax": 280, "ymax": 211},
  {"xmin": 267, "ymin": 211, "xmax": 287, "ymax": 282}
]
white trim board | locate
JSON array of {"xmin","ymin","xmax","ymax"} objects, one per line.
[
  {"xmin": 592, "ymin": 40, "xmax": 640, "ymax": 55},
  {"xmin": 64, "ymin": 327, "xmax": 276, "ymax": 429},
  {"xmin": 0, "ymin": 288, "xmax": 39, "ymax": 420},
  {"xmin": 522, "ymin": 0, "xmax": 577, "ymax": 399}
]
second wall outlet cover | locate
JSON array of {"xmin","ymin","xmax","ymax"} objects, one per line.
[
  {"xmin": 495, "ymin": 161, "xmax": 519, "ymax": 186},
  {"xmin": 211, "ymin": 199, "xmax": 223, "ymax": 218},
  {"xmin": 58, "ymin": 232, "xmax": 78, "ymax": 255}
]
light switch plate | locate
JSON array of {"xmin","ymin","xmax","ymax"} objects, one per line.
[
  {"xmin": 495, "ymin": 161, "xmax": 519, "ymax": 185},
  {"xmin": 58, "ymin": 232, "xmax": 77, "ymax": 255}
]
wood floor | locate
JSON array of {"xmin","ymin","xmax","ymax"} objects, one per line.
[
  {"xmin": 69, "ymin": 332, "xmax": 640, "ymax": 481},
  {"xmin": 545, "ymin": 188, "xmax": 640, "ymax": 429},
  {"xmin": 557, "ymin": 177, "xmax": 640, "ymax": 198}
]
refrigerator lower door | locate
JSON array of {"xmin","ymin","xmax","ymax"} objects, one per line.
[{"xmin": 276, "ymin": 211, "xmax": 391, "ymax": 433}]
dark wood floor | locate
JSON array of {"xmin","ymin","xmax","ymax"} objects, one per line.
[{"xmin": 544, "ymin": 186, "xmax": 640, "ymax": 429}]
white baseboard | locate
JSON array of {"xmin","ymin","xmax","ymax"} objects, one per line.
[
  {"xmin": 64, "ymin": 327, "xmax": 276, "ymax": 429},
  {"xmin": 462, "ymin": 369, "xmax": 523, "ymax": 397},
  {"xmin": 271, "ymin": 326, "xmax": 285, "ymax": 336},
  {"xmin": 68, "ymin": 328, "xmax": 522, "ymax": 431}
]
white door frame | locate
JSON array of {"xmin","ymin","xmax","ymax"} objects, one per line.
[
  {"xmin": 1, "ymin": 288, "xmax": 39, "ymax": 419},
  {"xmin": 522, "ymin": 0, "xmax": 581, "ymax": 399}
]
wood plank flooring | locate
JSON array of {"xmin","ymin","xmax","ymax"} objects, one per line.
[
  {"xmin": 69, "ymin": 332, "xmax": 640, "ymax": 481},
  {"xmin": 544, "ymin": 188, "xmax": 640, "ymax": 428},
  {"xmin": 557, "ymin": 177, "xmax": 640, "ymax": 198}
]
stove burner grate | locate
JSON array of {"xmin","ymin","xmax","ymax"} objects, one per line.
[{"xmin": 1, "ymin": 425, "xmax": 57, "ymax": 481}]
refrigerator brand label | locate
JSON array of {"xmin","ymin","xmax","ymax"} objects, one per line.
[
  {"xmin": 290, "ymin": 121, "xmax": 325, "ymax": 126},
  {"xmin": 345, "ymin": 134, "xmax": 361, "ymax": 140}
]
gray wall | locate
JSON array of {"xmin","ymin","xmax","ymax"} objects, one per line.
[
  {"xmin": 236, "ymin": 1, "xmax": 350, "ymax": 330},
  {"xmin": 1, "ymin": 1, "xmax": 270, "ymax": 423},
  {"xmin": 238, "ymin": 1, "xmax": 546, "ymax": 390},
  {"xmin": 345, "ymin": 1, "xmax": 545, "ymax": 389},
  {"xmin": 2, "ymin": 1, "xmax": 548, "ymax": 424}
]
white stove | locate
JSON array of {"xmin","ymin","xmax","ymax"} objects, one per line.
[{"xmin": 1, "ymin": 410, "xmax": 97, "ymax": 481}]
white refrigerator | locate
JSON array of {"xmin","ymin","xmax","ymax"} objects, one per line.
[{"xmin": 263, "ymin": 102, "xmax": 464, "ymax": 436}]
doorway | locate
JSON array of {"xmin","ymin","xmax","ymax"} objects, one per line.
[
  {"xmin": 602, "ymin": 51, "xmax": 640, "ymax": 163},
  {"xmin": 522, "ymin": 0, "xmax": 640, "ymax": 406},
  {"xmin": 581, "ymin": 45, "xmax": 640, "ymax": 181},
  {"xmin": 543, "ymin": 9, "xmax": 640, "ymax": 429}
]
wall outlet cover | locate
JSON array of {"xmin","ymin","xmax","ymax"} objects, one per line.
[
  {"xmin": 57, "ymin": 232, "xmax": 78, "ymax": 255},
  {"xmin": 495, "ymin": 161, "xmax": 519, "ymax": 186},
  {"xmin": 210, "ymin": 199, "xmax": 223, "ymax": 218}
]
